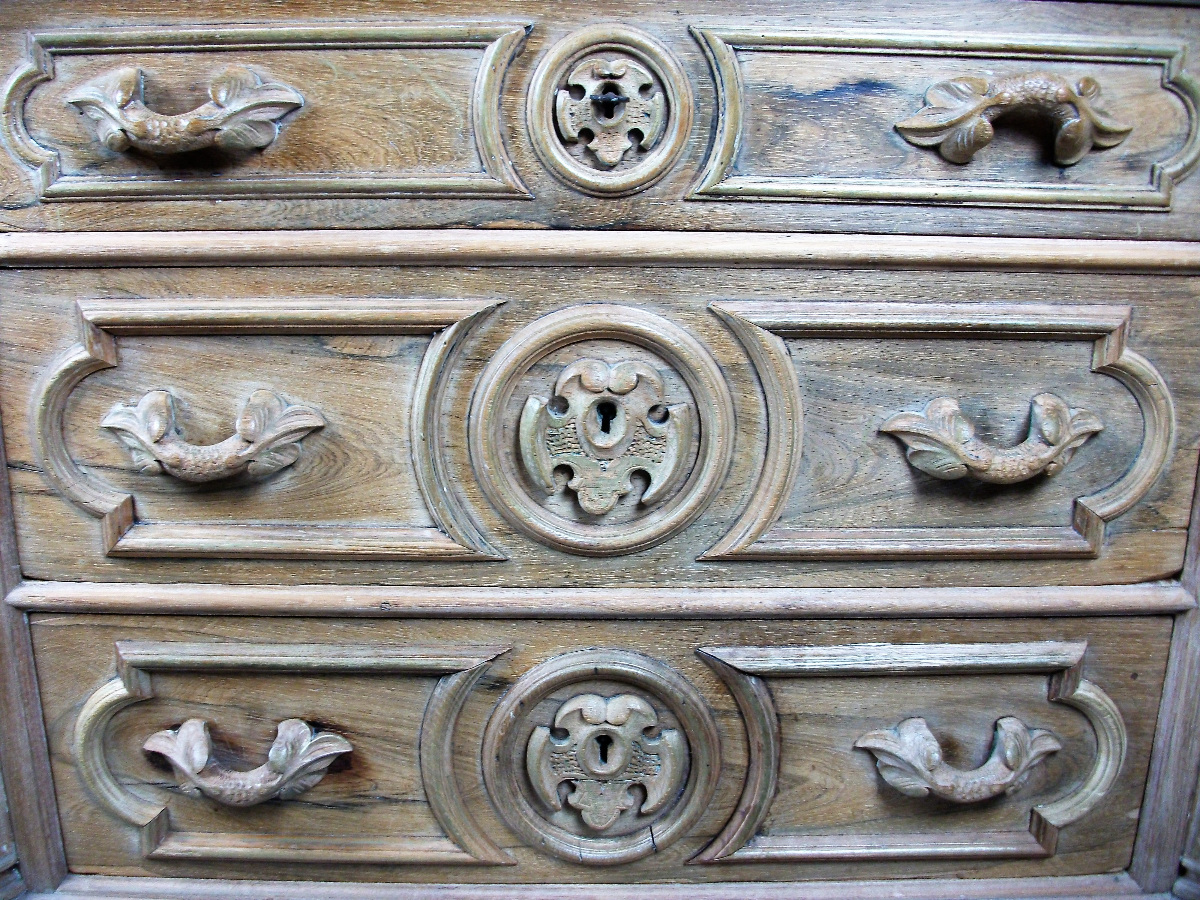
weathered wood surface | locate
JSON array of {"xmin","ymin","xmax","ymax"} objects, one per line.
[
  {"xmin": 29, "ymin": 613, "xmax": 1170, "ymax": 883},
  {"xmin": 0, "ymin": 1, "xmax": 1197, "ymax": 238}
]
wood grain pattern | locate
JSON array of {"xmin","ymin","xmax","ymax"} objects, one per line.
[{"xmin": 3, "ymin": 24, "xmax": 530, "ymax": 200}]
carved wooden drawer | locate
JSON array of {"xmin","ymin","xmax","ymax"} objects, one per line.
[
  {"xmin": 0, "ymin": 250, "xmax": 1193, "ymax": 587},
  {"xmin": 1, "ymin": 1, "xmax": 1199, "ymax": 238},
  {"xmin": 23, "ymin": 613, "xmax": 1170, "ymax": 881}
]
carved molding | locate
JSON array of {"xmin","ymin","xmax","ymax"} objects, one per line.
[
  {"xmin": 482, "ymin": 649, "xmax": 720, "ymax": 865},
  {"xmin": 895, "ymin": 73, "xmax": 1132, "ymax": 166},
  {"xmin": 31, "ymin": 297, "xmax": 503, "ymax": 559},
  {"xmin": 527, "ymin": 24, "xmax": 692, "ymax": 196},
  {"xmin": 73, "ymin": 642, "xmax": 512, "ymax": 864},
  {"xmin": 101, "ymin": 389, "xmax": 325, "ymax": 483},
  {"xmin": 689, "ymin": 28, "xmax": 1200, "ymax": 209},
  {"xmin": 880, "ymin": 393, "xmax": 1103, "ymax": 485},
  {"xmin": 697, "ymin": 641, "xmax": 1127, "ymax": 863},
  {"xmin": 855, "ymin": 716, "xmax": 1062, "ymax": 803},
  {"xmin": 66, "ymin": 65, "xmax": 303, "ymax": 156},
  {"xmin": 705, "ymin": 300, "xmax": 1174, "ymax": 560},
  {"xmin": 469, "ymin": 305, "xmax": 734, "ymax": 556},
  {"xmin": 2, "ymin": 24, "xmax": 530, "ymax": 200},
  {"xmin": 143, "ymin": 718, "xmax": 350, "ymax": 806}
]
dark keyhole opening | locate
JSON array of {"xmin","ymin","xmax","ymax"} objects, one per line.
[
  {"xmin": 591, "ymin": 83, "xmax": 628, "ymax": 121},
  {"xmin": 596, "ymin": 733, "xmax": 613, "ymax": 764},
  {"xmin": 596, "ymin": 400, "xmax": 617, "ymax": 434}
]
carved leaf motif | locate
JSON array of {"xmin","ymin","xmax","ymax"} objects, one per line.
[
  {"xmin": 65, "ymin": 65, "xmax": 302, "ymax": 156},
  {"xmin": 526, "ymin": 693, "xmax": 686, "ymax": 833},
  {"xmin": 855, "ymin": 716, "xmax": 1062, "ymax": 804},
  {"xmin": 143, "ymin": 718, "xmax": 351, "ymax": 808},
  {"xmin": 896, "ymin": 71, "xmax": 1132, "ymax": 165},
  {"xmin": 880, "ymin": 392, "xmax": 1103, "ymax": 485},
  {"xmin": 554, "ymin": 56, "xmax": 667, "ymax": 169},
  {"xmin": 101, "ymin": 389, "xmax": 325, "ymax": 483}
]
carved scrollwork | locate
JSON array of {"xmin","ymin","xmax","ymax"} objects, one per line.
[
  {"xmin": 520, "ymin": 359, "xmax": 690, "ymax": 515},
  {"xmin": 855, "ymin": 716, "xmax": 1062, "ymax": 804},
  {"xmin": 528, "ymin": 25, "xmax": 693, "ymax": 196},
  {"xmin": 144, "ymin": 718, "xmax": 350, "ymax": 808},
  {"xmin": 101, "ymin": 389, "xmax": 326, "ymax": 483},
  {"xmin": 896, "ymin": 72, "xmax": 1132, "ymax": 165},
  {"xmin": 880, "ymin": 393, "xmax": 1103, "ymax": 484},
  {"xmin": 482, "ymin": 649, "xmax": 720, "ymax": 865},
  {"xmin": 527, "ymin": 693, "xmax": 685, "ymax": 832},
  {"xmin": 66, "ymin": 65, "xmax": 303, "ymax": 156}
]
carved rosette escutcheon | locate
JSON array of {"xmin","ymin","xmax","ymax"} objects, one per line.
[
  {"xmin": 880, "ymin": 393, "xmax": 1103, "ymax": 484},
  {"xmin": 896, "ymin": 72, "xmax": 1132, "ymax": 165},
  {"xmin": 483, "ymin": 649, "xmax": 720, "ymax": 865},
  {"xmin": 144, "ymin": 718, "xmax": 351, "ymax": 807},
  {"xmin": 102, "ymin": 389, "xmax": 326, "ymax": 483},
  {"xmin": 469, "ymin": 305, "xmax": 734, "ymax": 555},
  {"xmin": 528, "ymin": 25, "xmax": 693, "ymax": 195},
  {"xmin": 66, "ymin": 65, "xmax": 303, "ymax": 155},
  {"xmin": 520, "ymin": 359, "xmax": 690, "ymax": 515},
  {"xmin": 855, "ymin": 716, "xmax": 1062, "ymax": 804}
]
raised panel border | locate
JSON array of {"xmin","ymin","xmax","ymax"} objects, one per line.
[
  {"xmin": 705, "ymin": 301, "xmax": 1175, "ymax": 561},
  {"xmin": 30, "ymin": 297, "xmax": 504, "ymax": 560},
  {"xmin": 72, "ymin": 641, "xmax": 513, "ymax": 865},
  {"xmin": 1, "ymin": 24, "xmax": 531, "ymax": 201},
  {"xmin": 696, "ymin": 641, "xmax": 1127, "ymax": 864},
  {"xmin": 689, "ymin": 28, "xmax": 1200, "ymax": 210}
]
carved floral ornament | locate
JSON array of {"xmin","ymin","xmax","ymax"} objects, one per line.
[{"xmin": 528, "ymin": 24, "xmax": 693, "ymax": 196}]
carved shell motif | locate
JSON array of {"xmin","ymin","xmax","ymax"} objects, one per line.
[
  {"xmin": 520, "ymin": 359, "xmax": 691, "ymax": 514},
  {"xmin": 143, "ymin": 718, "xmax": 351, "ymax": 807},
  {"xmin": 880, "ymin": 392, "xmax": 1103, "ymax": 484},
  {"xmin": 855, "ymin": 716, "xmax": 1062, "ymax": 804}
]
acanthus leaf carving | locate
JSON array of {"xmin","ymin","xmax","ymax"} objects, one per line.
[
  {"xmin": 896, "ymin": 72, "xmax": 1133, "ymax": 165},
  {"xmin": 519, "ymin": 358, "xmax": 690, "ymax": 514},
  {"xmin": 101, "ymin": 389, "xmax": 326, "ymax": 483},
  {"xmin": 854, "ymin": 716, "xmax": 1063, "ymax": 804},
  {"xmin": 143, "ymin": 718, "xmax": 351, "ymax": 808},
  {"xmin": 879, "ymin": 392, "xmax": 1103, "ymax": 485},
  {"xmin": 526, "ymin": 693, "xmax": 685, "ymax": 832},
  {"xmin": 66, "ymin": 65, "xmax": 303, "ymax": 156}
]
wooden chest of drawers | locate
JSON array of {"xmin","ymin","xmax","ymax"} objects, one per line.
[{"xmin": 2, "ymin": 2, "xmax": 1200, "ymax": 900}]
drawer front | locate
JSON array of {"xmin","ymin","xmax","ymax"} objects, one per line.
[
  {"xmin": 30, "ymin": 614, "xmax": 1170, "ymax": 882},
  {"xmin": 1, "ymin": 261, "xmax": 1195, "ymax": 588},
  {"xmin": 0, "ymin": 0, "xmax": 1198, "ymax": 238}
]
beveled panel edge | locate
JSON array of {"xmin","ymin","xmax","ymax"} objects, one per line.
[
  {"xmin": 8, "ymin": 581, "xmax": 1192, "ymax": 618},
  {"xmin": 704, "ymin": 301, "xmax": 1174, "ymax": 561},
  {"xmin": 72, "ymin": 641, "xmax": 509, "ymax": 864},
  {"xmin": 696, "ymin": 641, "xmax": 1127, "ymax": 863},
  {"xmin": 688, "ymin": 28, "xmax": 1200, "ymax": 209},
  {"xmin": 0, "ymin": 24, "xmax": 532, "ymax": 200},
  {"xmin": 29, "ymin": 297, "xmax": 502, "ymax": 560},
  {"xmin": 27, "ymin": 872, "xmax": 1151, "ymax": 900},
  {"xmin": 6, "ymin": 231, "xmax": 1200, "ymax": 271}
]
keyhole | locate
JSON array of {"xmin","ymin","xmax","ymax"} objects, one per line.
[
  {"xmin": 591, "ymin": 83, "xmax": 627, "ymax": 121},
  {"xmin": 595, "ymin": 734, "xmax": 613, "ymax": 764},
  {"xmin": 596, "ymin": 401, "xmax": 617, "ymax": 434}
]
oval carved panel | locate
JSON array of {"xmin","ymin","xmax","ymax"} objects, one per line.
[
  {"xmin": 481, "ymin": 649, "xmax": 720, "ymax": 865},
  {"xmin": 468, "ymin": 305, "xmax": 734, "ymax": 556}
]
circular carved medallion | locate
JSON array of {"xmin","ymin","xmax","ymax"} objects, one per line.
[
  {"xmin": 468, "ymin": 305, "xmax": 734, "ymax": 556},
  {"xmin": 527, "ymin": 24, "xmax": 693, "ymax": 196},
  {"xmin": 482, "ymin": 649, "xmax": 720, "ymax": 865}
]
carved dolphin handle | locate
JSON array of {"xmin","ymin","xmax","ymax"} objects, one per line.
[
  {"xmin": 880, "ymin": 392, "xmax": 1103, "ymax": 484},
  {"xmin": 101, "ymin": 389, "xmax": 326, "ymax": 483},
  {"xmin": 895, "ymin": 72, "xmax": 1132, "ymax": 165},
  {"xmin": 65, "ymin": 65, "xmax": 303, "ymax": 155},
  {"xmin": 143, "ymin": 718, "xmax": 351, "ymax": 807},
  {"xmin": 855, "ymin": 716, "xmax": 1062, "ymax": 804}
]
